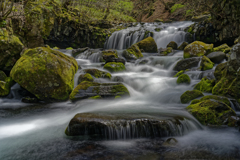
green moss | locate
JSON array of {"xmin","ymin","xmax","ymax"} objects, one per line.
[
  {"xmin": 10, "ymin": 47, "xmax": 78, "ymax": 101},
  {"xmin": 200, "ymin": 56, "xmax": 214, "ymax": 71},
  {"xmin": 194, "ymin": 77, "xmax": 215, "ymax": 93},
  {"xmin": 83, "ymin": 69, "xmax": 112, "ymax": 79},
  {"xmin": 174, "ymin": 70, "xmax": 184, "ymax": 77},
  {"xmin": 191, "ymin": 99, "xmax": 201, "ymax": 105},
  {"xmin": 167, "ymin": 41, "xmax": 178, "ymax": 49},
  {"xmin": 200, "ymin": 95, "xmax": 230, "ymax": 106},
  {"xmin": 123, "ymin": 44, "xmax": 143, "ymax": 60},
  {"xmin": 53, "ymin": 47, "xmax": 59, "ymax": 49},
  {"xmin": 115, "ymin": 96, "xmax": 122, "ymax": 99},
  {"xmin": 111, "ymin": 84, "xmax": 130, "ymax": 96},
  {"xmin": 180, "ymin": 90, "xmax": 204, "ymax": 104},
  {"xmin": 186, "ymin": 99, "xmax": 235, "ymax": 126},
  {"xmin": 161, "ymin": 47, "xmax": 173, "ymax": 56},
  {"xmin": 0, "ymin": 71, "xmax": 7, "ymax": 81},
  {"xmin": 102, "ymin": 50, "xmax": 118, "ymax": 58},
  {"xmin": 155, "ymin": 28, "xmax": 162, "ymax": 32},
  {"xmin": 177, "ymin": 74, "xmax": 191, "ymax": 84},
  {"xmin": 89, "ymin": 95, "xmax": 102, "ymax": 99},
  {"xmin": 184, "ymin": 41, "xmax": 214, "ymax": 59},
  {"xmin": 0, "ymin": 77, "xmax": 14, "ymax": 97},
  {"xmin": 136, "ymin": 37, "xmax": 158, "ymax": 53},
  {"xmin": 171, "ymin": 4, "xmax": 185, "ymax": 13},
  {"xmin": 213, "ymin": 44, "xmax": 230, "ymax": 52},
  {"xmin": 66, "ymin": 47, "xmax": 73, "ymax": 50},
  {"xmin": 78, "ymin": 73, "xmax": 94, "ymax": 84},
  {"xmin": 104, "ymin": 62, "xmax": 126, "ymax": 72}
]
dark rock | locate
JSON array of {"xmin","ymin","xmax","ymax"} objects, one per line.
[
  {"xmin": 207, "ymin": 52, "xmax": 226, "ymax": 63},
  {"xmin": 167, "ymin": 41, "xmax": 178, "ymax": 50},
  {"xmin": 229, "ymin": 43, "xmax": 240, "ymax": 61},
  {"xmin": 173, "ymin": 57, "xmax": 201, "ymax": 71},
  {"xmin": 112, "ymin": 76, "xmax": 124, "ymax": 82},
  {"xmin": 21, "ymin": 97, "xmax": 39, "ymax": 103},
  {"xmin": 72, "ymin": 47, "xmax": 89, "ymax": 57},
  {"xmin": 177, "ymin": 42, "xmax": 188, "ymax": 50}
]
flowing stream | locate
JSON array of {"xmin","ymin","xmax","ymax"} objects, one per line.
[{"xmin": 0, "ymin": 22, "xmax": 240, "ymax": 159}]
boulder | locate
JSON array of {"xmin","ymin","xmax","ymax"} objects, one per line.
[
  {"xmin": 177, "ymin": 74, "xmax": 191, "ymax": 85},
  {"xmin": 167, "ymin": 41, "xmax": 178, "ymax": 50},
  {"xmin": 0, "ymin": 77, "xmax": 14, "ymax": 97},
  {"xmin": 184, "ymin": 41, "xmax": 213, "ymax": 59},
  {"xmin": 177, "ymin": 42, "xmax": 188, "ymax": 50},
  {"xmin": 159, "ymin": 47, "xmax": 173, "ymax": 56},
  {"xmin": 102, "ymin": 50, "xmax": 125, "ymax": 65},
  {"xmin": 72, "ymin": 47, "xmax": 89, "ymax": 57},
  {"xmin": 10, "ymin": 47, "xmax": 78, "ymax": 101},
  {"xmin": 123, "ymin": 45, "xmax": 143, "ymax": 60},
  {"xmin": 0, "ymin": 28, "xmax": 24, "ymax": 72},
  {"xmin": 207, "ymin": 52, "xmax": 226, "ymax": 63},
  {"xmin": 0, "ymin": 71, "xmax": 7, "ymax": 81},
  {"xmin": 65, "ymin": 112, "xmax": 198, "ymax": 138},
  {"xmin": 136, "ymin": 37, "xmax": 158, "ymax": 53},
  {"xmin": 78, "ymin": 73, "xmax": 94, "ymax": 84},
  {"xmin": 173, "ymin": 57, "xmax": 201, "ymax": 71},
  {"xmin": 174, "ymin": 70, "xmax": 185, "ymax": 77},
  {"xmin": 194, "ymin": 77, "xmax": 215, "ymax": 93},
  {"xmin": 80, "ymin": 69, "xmax": 111, "ymax": 80},
  {"xmin": 21, "ymin": 97, "xmax": 39, "ymax": 103},
  {"xmin": 186, "ymin": 99, "xmax": 236, "ymax": 126},
  {"xmin": 229, "ymin": 43, "xmax": 240, "ymax": 61},
  {"xmin": 103, "ymin": 62, "xmax": 126, "ymax": 72},
  {"xmin": 180, "ymin": 90, "xmax": 204, "ymax": 104},
  {"xmin": 200, "ymin": 56, "xmax": 214, "ymax": 71},
  {"xmin": 199, "ymin": 95, "xmax": 231, "ymax": 106},
  {"xmin": 69, "ymin": 81, "xmax": 130, "ymax": 101}
]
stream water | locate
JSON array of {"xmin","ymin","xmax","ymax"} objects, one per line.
[{"xmin": 0, "ymin": 22, "xmax": 240, "ymax": 160}]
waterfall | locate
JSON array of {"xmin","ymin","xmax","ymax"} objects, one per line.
[{"xmin": 105, "ymin": 21, "xmax": 194, "ymax": 50}]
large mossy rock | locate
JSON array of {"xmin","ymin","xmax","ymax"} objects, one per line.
[
  {"xmin": 184, "ymin": 41, "xmax": 213, "ymax": 59},
  {"xmin": 80, "ymin": 69, "xmax": 111, "ymax": 81},
  {"xmin": 10, "ymin": 47, "xmax": 78, "ymax": 101},
  {"xmin": 78, "ymin": 73, "xmax": 94, "ymax": 84},
  {"xmin": 180, "ymin": 90, "xmax": 204, "ymax": 104},
  {"xmin": 207, "ymin": 52, "xmax": 226, "ymax": 63},
  {"xmin": 136, "ymin": 37, "xmax": 158, "ymax": 53},
  {"xmin": 177, "ymin": 74, "xmax": 191, "ymax": 85},
  {"xmin": 212, "ymin": 59, "xmax": 240, "ymax": 103},
  {"xmin": 0, "ymin": 28, "xmax": 24, "ymax": 72},
  {"xmin": 103, "ymin": 62, "xmax": 126, "ymax": 72},
  {"xmin": 173, "ymin": 57, "xmax": 200, "ymax": 71},
  {"xmin": 200, "ymin": 56, "xmax": 214, "ymax": 71},
  {"xmin": 122, "ymin": 45, "xmax": 143, "ymax": 60},
  {"xmin": 69, "ymin": 81, "xmax": 130, "ymax": 101},
  {"xmin": 186, "ymin": 99, "xmax": 236, "ymax": 126},
  {"xmin": 194, "ymin": 77, "xmax": 215, "ymax": 93},
  {"xmin": 167, "ymin": 41, "xmax": 178, "ymax": 50}
]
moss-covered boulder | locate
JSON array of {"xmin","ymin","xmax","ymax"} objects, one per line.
[
  {"xmin": 69, "ymin": 81, "xmax": 130, "ymax": 101},
  {"xmin": 160, "ymin": 47, "xmax": 173, "ymax": 56},
  {"xmin": 207, "ymin": 52, "xmax": 226, "ymax": 64},
  {"xmin": 177, "ymin": 42, "xmax": 188, "ymax": 50},
  {"xmin": 0, "ymin": 28, "xmax": 24, "ymax": 72},
  {"xmin": 81, "ymin": 69, "xmax": 111, "ymax": 80},
  {"xmin": 167, "ymin": 41, "xmax": 178, "ymax": 50},
  {"xmin": 10, "ymin": 47, "xmax": 78, "ymax": 101},
  {"xmin": 212, "ymin": 60, "xmax": 240, "ymax": 103},
  {"xmin": 194, "ymin": 77, "xmax": 215, "ymax": 93},
  {"xmin": 200, "ymin": 56, "xmax": 214, "ymax": 71},
  {"xmin": 102, "ymin": 50, "xmax": 118, "ymax": 58},
  {"xmin": 199, "ymin": 95, "xmax": 231, "ymax": 106},
  {"xmin": 0, "ymin": 71, "xmax": 7, "ymax": 81},
  {"xmin": 177, "ymin": 74, "xmax": 191, "ymax": 85},
  {"xmin": 213, "ymin": 44, "xmax": 231, "ymax": 53},
  {"xmin": 123, "ymin": 45, "xmax": 143, "ymax": 60},
  {"xmin": 103, "ymin": 62, "xmax": 126, "ymax": 72},
  {"xmin": 78, "ymin": 73, "xmax": 94, "ymax": 84},
  {"xmin": 184, "ymin": 41, "xmax": 213, "ymax": 59},
  {"xmin": 0, "ymin": 77, "xmax": 14, "ymax": 97},
  {"xmin": 186, "ymin": 99, "xmax": 236, "ymax": 126},
  {"xmin": 173, "ymin": 57, "xmax": 201, "ymax": 71},
  {"xmin": 180, "ymin": 90, "xmax": 204, "ymax": 104},
  {"xmin": 136, "ymin": 37, "xmax": 158, "ymax": 53},
  {"xmin": 174, "ymin": 70, "xmax": 185, "ymax": 77}
]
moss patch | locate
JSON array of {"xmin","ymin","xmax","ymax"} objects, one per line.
[
  {"xmin": 200, "ymin": 56, "xmax": 214, "ymax": 71},
  {"xmin": 82, "ymin": 69, "xmax": 112, "ymax": 79},
  {"xmin": 194, "ymin": 77, "xmax": 215, "ymax": 93},
  {"xmin": 177, "ymin": 74, "xmax": 191, "ymax": 84},
  {"xmin": 213, "ymin": 44, "xmax": 231, "ymax": 53},
  {"xmin": 180, "ymin": 90, "xmax": 204, "ymax": 104},
  {"xmin": 123, "ymin": 44, "xmax": 143, "ymax": 60},
  {"xmin": 104, "ymin": 62, "xmax": 126, "ymax": 72},
  {"xmin": 174, "ymin": 70, "xmax": 185, "ymax": 77},
  {"xmin": 184, "ymin": 41, "xmax": 213, "ymax": 59},
  {"xmin": 136, "ymin": 37, "xmax": 158, "ymax": 53}
]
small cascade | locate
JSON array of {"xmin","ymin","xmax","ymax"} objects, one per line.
[
  {"xmin": 76, "ymin": 49, "xmax": 103, "ymax": 62},
  {"xmin": 105, "ymin": 21, "xmax": 194, "ymax": 50},
  {"xmin": 229, "ymin": 99, "xmax": 240, "ymax": 114}
]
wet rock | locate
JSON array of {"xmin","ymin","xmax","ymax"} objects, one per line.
[
  {"xmin": 0, "ymin": 28, "xmax": 24, "ymax": 72},
  {"xmin": 138, "ymin": 59, "xmax": 150, "ymax": 65},
  {"xmin": 207, "ymin": 52, "xmax": 226, "ymax": 63},
  {"xmin": 173, "ymin": 57, "xmax": 201, "ymax": 71},
  {"xmin": 177, "ymin": 42, "xmax": 188, "ymax": 50},
  {"xmin": 180, "ymin": 90, "xmax": 204, "ymax": 104},
  {"xmin": 177, "ymin": 74, "xmax": 191, "ymax": 85},
  {"xmin": 198, "ymin": 95, "xmax": 231, "ymax": 106},
  {"xmin": 229, "ymin": 43, "xmax": 240, "ymax": 61},
  {"xmin": 159, "ymin": 47, "xmax": 173, "ymax": 56},
  {"xmin": 0, "ymin": 77, "xmax": 14, "ymax": 97},
  {"xmin": 10, "ymin": 47, "xmax": 78, "ymax": 101},
  {"xmin": 186, "ymin": 99, "xmax": 236, "ymax": 126},
  {"xmin": 167, "ymin": 41, "xmax": 178, "ymax": 50},
  {"xmin": 0, "ymin": 71, "xmax": 7, "ymax": 81},
  {"xmin": 78, "ymin": 73, "xmax": 94, "ymax": 84},
  {"xmin": 185, "ymin": 33, "xmax": 193, "ymax": 43},
  {"xmin": 103, "ymin": 62, "xmax": 126, "ymax": 72},
  {"xmin": 112, "ymin": 76, "xmax": 124, "ymax": 82},
  {"xmin": 194, "ymin": 77, "xmax": 215, "ymax": 93},
  {"xmin": 102, "ymin": 50, "xmax": 125, "ymax": 65},
  {"xmin": 136, "ymin": 37, "xmax": 158, "ymax": 53},
  {"xmin": 65, "ymin": 112, "xmax": 198, "ymax": 138},
  {"xmin": 79, "ymin": 69, "xmax": 111, "ymax": 83},
  {"xmin": 213, "ymin": 62, "xmax": 227, "ymax": 82},
  {"xmin": 200, "ymin": 56, "xmax": 214, "ymax": 71},
  {"xmin": 123, "ymin": 45, "xmax": 143, "ymax": 60},
  {"xmin": 72, "ymin": 47, "xmax": 89, "ymax": 57},
  {"xmin": 174, "ymin": 70, "xmax": 185, "ymax": 77},
  {"xmin": 141, "ymin": 67, "xmax": 154, "ymax": 73},
  {"xmin": 184, "ymin": 41, "xmax": 213, "ymax": 59},
  {"xmin": 70, "ymin": 81, "xmax": 130, "ymax": 101}
]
